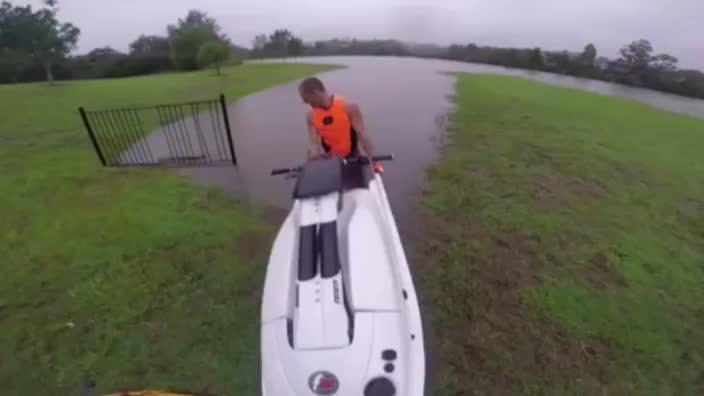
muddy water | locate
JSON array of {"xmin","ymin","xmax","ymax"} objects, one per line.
[
  {"xmin": 181, "ymin": 60, "xmax": 455, "ymax": 224},
  {"xmin": 283, "ymin": 56, "xmax": 704, "ymax": 119},
  {"xmin": 178, "ymin": 56, "xmax": 704, "ymax": 225}
]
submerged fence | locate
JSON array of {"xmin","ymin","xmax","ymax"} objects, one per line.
[{"xmin": 79, "ymin": 94, "xmax": 236, "ymax": 167}]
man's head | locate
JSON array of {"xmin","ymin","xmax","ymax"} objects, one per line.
[{"xmin": 299, "ymin": 77, "xmax": 330, "ymax": 108}]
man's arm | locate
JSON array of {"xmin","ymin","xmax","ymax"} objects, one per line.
[
  {"xmin": 306, "ymin": 111, "xmax": 320, "ymax": 159},
  {"xmin": 346, "ymin": 102, "xmax": 374, "ymax": 158}
]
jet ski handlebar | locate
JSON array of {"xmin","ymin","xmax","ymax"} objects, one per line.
[{"xmin": 271, "ymin": 154, "xmax": 394, "ymax": 176}]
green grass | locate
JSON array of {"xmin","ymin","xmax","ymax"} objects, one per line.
[
  {"xmin": 1, "ymin": 63, "xmax": 335, "ymax": 135},
  {"xmin": 0, "ymin": 63, "xmax": 336, "ymax": 395},
  {"xmin": 5, "ymin": 65, "xmax": 703, "ymax": 395},
  {"xmin": 418, "ymin": 75, "xmax": 704, "ymax": 395}
]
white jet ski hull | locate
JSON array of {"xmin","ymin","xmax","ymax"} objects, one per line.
[{"xmin": 261, "ymin": 159, "xmax": 425, "ymax": 396}]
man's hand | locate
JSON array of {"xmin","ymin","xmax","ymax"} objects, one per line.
[{"xmin": 306, "ymin": 111, "xmax": 320, "ymax": 159}]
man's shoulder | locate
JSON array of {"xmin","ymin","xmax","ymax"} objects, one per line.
[
  {"xmin": 344, "ymin": 101, "xmax": 360, "ymax": 113},
  {"xmin": 334, "ymin": 95, "xmax": 353, "ymax": 107}
]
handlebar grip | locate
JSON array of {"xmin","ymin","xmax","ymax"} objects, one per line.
[
  {"xmin": 272, "ymin": 156, "xmax": 392, "ymax": 175},
  {"xmin": 271, "ymin": 168, "xmax": 290, "ymax": 176},
  {"xmin": 371, "ymin": 154, "xmax": 394, "ymax": 162}
]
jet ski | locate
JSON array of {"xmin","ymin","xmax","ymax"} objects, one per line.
[{"xmin": 261, "ymin": 155, "xmax": 425, "ymax": 396}]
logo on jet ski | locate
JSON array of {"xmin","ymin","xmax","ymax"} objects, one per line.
[{"xmin": 308, "ymin": 371, "xmax": 339, "ymax": 395}]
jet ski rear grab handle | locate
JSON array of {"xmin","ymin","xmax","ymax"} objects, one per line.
[{"xmin": 270, "ymin": 154, "xmax": 394, "ymax": 176}]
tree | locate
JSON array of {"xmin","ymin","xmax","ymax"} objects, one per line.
[
  {"xmin": 545, "ymin": 51, "xmax": 572, "ymax": 73},
  {"xmin": 0, "ymin": 0, "xmax": 80, "ymax": 83},
  {"xmin": 581, "ymin": 43, "xmax": 597, "ymax": 65},
  {"xmin": 528, "ymin": 47, "xmax": 544, "ymax": 69},
  {"xmin": 650, "ymin": 53, "xmax": 678, "ymax": 72},
  {"xmin": 230, "ymin": 44, "xmax": 250, "ymax": 61},
  {"xmin": 253, "ymin": 29, "xmax": 305, "ymax": 58},
  {"xmin": 86, "ymin": 46, "xmax": 123, "ymax": 59},
  {"xmin": 197, "ymin": 41, "xmax": 229, "ymax": 75},
  {"xmin": 251, "ymin": 34, "xmax": 269, "ymax": 58},
  {"xmin": 170, "ymin": 27, "xmax": 214, "ymax": 69},
  {"xmin": 447, "ymin": 44, "xmax": 465, "ymax": 60},
  {"xmin": 168, "ymin": 10, "xmax": 225, "ymax": 70},
  {"xmin": 619, "ymin": 39, "xmax": 679, "ymax": 73},
  {"xmin": 167, "ymin": 10, "xmax": 222, "ymax": 39},
  {"xmin": 287, "ymin": 37, "xmax": 304, "ymax": 57},
  {"xmin": 129, "ymin": 35, "xmax": 170, "ymax": 56},
  {"xmin": 252, "ymin": 34, "xmax": 268, "ymax": 51},
  {"xmin": 0, "ymin": 48, "xmax": 30, "ymax": 83},
  {"xmin": 267, "ymin": 29, "xmax": 293, "ymax": 57},
  {"xmin": 619, "ymin": 39, "xmax": 653, "ymax": 71}
]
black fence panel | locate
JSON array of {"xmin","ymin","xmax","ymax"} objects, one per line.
[{"xmin": 79, "ymin": 95, "xmax": 236, "ymax": 167}]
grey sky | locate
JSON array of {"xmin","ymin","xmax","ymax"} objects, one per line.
[{"xmin": 19, "ymin": 0, "xmax": 704, "ymax": 70}]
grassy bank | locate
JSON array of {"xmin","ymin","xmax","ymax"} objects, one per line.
[
  {"xmin": 0, "ymin": 63, "xmax": 335, "ymax": 395},
  {"xmin": 419, "ymin": 75, "xmax": 704, "ymax": 394}
]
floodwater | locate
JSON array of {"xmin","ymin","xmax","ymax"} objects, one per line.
[
  {"xmin": 152, "ymin": 56, "xmax": 704, "ymax": 224},
  {"xmin": 182, "ymin": 58, "xmax": 456, "ymax": 223},
  {"xmin": 283, "ymin": 56, "xmax": 704, "ymax": 119}
]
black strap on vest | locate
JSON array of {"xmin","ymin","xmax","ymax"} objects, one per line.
[{"xmin": 321, "ymin": 128, "xmax": 358, "ymax": 159}]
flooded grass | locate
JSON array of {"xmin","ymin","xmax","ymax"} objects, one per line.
[
  {"xmin": 0, "ymin": 63, "xmax": 334, "ymax": 395},
  {"xmin": 417, "ymin": 75, "xmax": 704, "ymax": 395},
  {"xmin": 4, "ymin": 60, "xmax": 704, "ymax": 395}
]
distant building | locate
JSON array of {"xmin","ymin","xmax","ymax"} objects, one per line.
[
  {"xmin": 607, "ymin": 61, "xmax": 631, "ymax": 74},
  {"xmin": 595, "ymin": 57, "xmax": 610, "ymax": 70},
  {"xmin": 564, "ymin": 51, "xmax": 582, "ymax": 61}
]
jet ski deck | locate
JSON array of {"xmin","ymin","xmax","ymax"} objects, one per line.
[{"xmin": 262, "ymin": 156, "xmax": 425, "ymax": 396}]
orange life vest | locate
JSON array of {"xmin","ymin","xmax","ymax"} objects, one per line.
[{"xmin": 310, "ymin": 95, "xmax": 355, "ymax": 158}]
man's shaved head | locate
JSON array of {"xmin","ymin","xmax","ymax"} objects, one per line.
[
  {"xmin": 300, "ymin": 77, "xmax": 326, "ymax": 94},
  {"xmin": 299, "ymin": 77, "xmax": 331, "ymax": 108}
]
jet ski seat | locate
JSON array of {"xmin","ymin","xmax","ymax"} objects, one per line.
[
  {"xmin": 293, "ymin": 157, "xmax": 343, "ymax": 199},
  {"xmin": 293, "ymin": 157, "xmax": 373, "ymax": 199}
]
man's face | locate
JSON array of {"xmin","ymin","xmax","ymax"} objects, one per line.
[{"xmin": 300, "ymin": 88, "xmax": 326, "ymax": 108}]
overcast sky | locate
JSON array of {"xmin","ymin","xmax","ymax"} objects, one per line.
[{"xmin": 18, "ymin": 0, "xmax": 704, "ymax": 70}]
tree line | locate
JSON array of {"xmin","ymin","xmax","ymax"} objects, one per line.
[
  {"xmin": 247, "ymin": 33, "xmax": 703, "ymax": 99},
  {"xmin": 251, "ymin": 29, "xmax": 304, "ymax": 59},
  {"xmin": 440, "ymin": 40, "xmax": 703, "ymax": 99},
  {"xmin": 274, "ymin": 37, "xmax": 702, "ymax": 100},
  {"xmin": 0, "ymin": 1, "xmax": 243, "ymax": 83},
  {"xmin": 1, "ymin": 1, "xmax": 703, "ymax": 100}
]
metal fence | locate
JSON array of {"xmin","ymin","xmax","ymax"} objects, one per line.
[{"xmin": 79, "ymin": 94, "xmax": 236, "ymax": 167}]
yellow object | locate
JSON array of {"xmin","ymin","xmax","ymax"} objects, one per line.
[{"xmin": 103, "ymin": 391, "xmax": 205, "ymax": 396}]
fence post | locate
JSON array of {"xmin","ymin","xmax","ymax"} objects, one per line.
[
  {"xmin": 219, "ymin": 94, "xmax": 237, "ymax": 165},
  {"xmin": 79, "ymin": 107, "xmax": 106, "ymax": 166}
]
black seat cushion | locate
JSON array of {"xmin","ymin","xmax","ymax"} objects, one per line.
[
  {"xmin": 294, "ymin": 157, "xmax": 344, "ymax": 199},
  {"xmin": 319, "ymin": 221, "xmax": 341, "ymax": 278},
  {"xmin": 297, "ymin": 225, "xmax": 317, "ymax": 281}
]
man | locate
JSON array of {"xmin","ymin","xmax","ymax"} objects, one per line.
[{"xmin": 299, "ymin": 77, "xmax": 382, "ymax": 172}]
